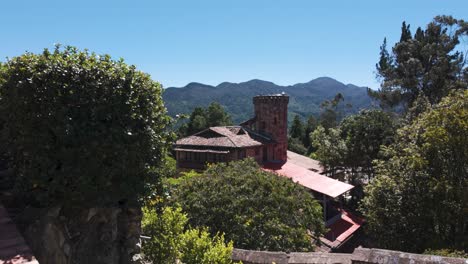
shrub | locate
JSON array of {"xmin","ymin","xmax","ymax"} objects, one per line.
[
  {"xmin": 0, "ymin": 46, "xmax": 172, "ymax": 206},
  {"xmin": 172, "ymin": 158, "xmax": 324, "ymax": 252},
  {"xmin": 141, "ymin": 206, "xmax": 236, "ymax": 264}
]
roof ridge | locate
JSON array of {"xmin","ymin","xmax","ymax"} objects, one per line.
[
  {"xmin": 225, "ymin": 132, "xmax": 238, "ymax": 147},
  {"xmin": 207, "ymin": 126, "xmax": 238, "ymax": 147}
]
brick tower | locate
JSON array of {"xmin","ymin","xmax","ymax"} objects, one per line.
[{"xmin": 253, "ymin": 94, "xmax": 289, "ymax": 163}]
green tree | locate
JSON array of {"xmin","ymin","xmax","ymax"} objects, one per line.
[
  {"xmin": 371, "ymin": 16, "xmax": 467, "ymax": 110},
  {"xmin": 206, "ymin": 102, "xmax": 232, "ymax": 127},
  {"xmin": 310, "ymin": 126, "xmax": 347, "ymax": 177},
  {"xmin": 340, "ymin": 110, "xmax": 397, "ymax": 178},
  {"xmin": 303, "ymin": 115, "xmax": 318, "ymax": 151},
  {"xmin": 288, "ymin": 137, "xmax": 308, "ymax": 155},
  {"xmin": 288, "ymin": 115, "xmax": 307, "ymax": 154},
  {"xmin": 289, "ymin": 115, "xmax": 305, "ymax": 139},
  {"xmin": 141, "ymin": 206, "xmax": 236, "ymax": 264},
  {"xmin": 360, "ymin": 91, "xmax": 468, "ymax": 253},
  {"xmin": 319, "ymin": 93, "xmax": 349, "ymax": 130},
  {"xmin": 339, "ymin": 110, "xmax": 397, "ymax": 206},
  {"xmin": 178, "ymin": 102, "xmax": 232, "ymax": 137},
  {"xmin": 0, "ymin": 46, "xmax": 172, "ymax": 206},
  {"xmin": 172, "ymin": 159, "xmax": 325, "ymax": 252},
  {"xmin": 180, "ymin": 229, "xmax": 234, "ymax": 264}
]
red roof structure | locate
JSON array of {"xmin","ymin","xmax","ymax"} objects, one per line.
[
  {"xmin": 263, "ymin": 152, "xmax": 363, "ymax": 252},
  {"xmin": 263, "ymin": 161, "xmax": 353, "ymax": 198},
  {"xmin": 321, "ymin": 208, "xmax": 365, "ymax": 250}
]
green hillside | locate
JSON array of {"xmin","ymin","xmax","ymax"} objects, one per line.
[{"xmin": 163, "ymin": 77, "xmax": 376, "ymax": 124}]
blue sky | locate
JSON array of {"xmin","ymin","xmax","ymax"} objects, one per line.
[{"xmin": 1, "ymin": 0, "xmax": 466, "ymax": 88}]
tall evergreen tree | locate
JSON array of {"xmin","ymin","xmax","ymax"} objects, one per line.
[
  {"xmin": 370, "ymin": 16, "xmax": 467, "ymax": 110},
  {"xmin": 289, "ymin": 115, "xmax": 305, "ymax": 139},
  {"xmin": 400, "ymin": 21, "xmax": 412, "ymax": 42},
  {"xmin": 303, "ymin": 115, "xmax": 318, "ymax": 150}
]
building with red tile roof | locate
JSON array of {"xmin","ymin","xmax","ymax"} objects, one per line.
[
  {"xmin": 175, "ymin": 94, "xmax": 289, "ymax": 170},
  {"xmin": 174, "ymin": 94, "xmax": 363, "ymax": 252}
]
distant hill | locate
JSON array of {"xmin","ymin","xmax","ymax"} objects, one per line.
[{"xmin": 163, "ymin": 77, "xmax": 376, "ymax": 124}]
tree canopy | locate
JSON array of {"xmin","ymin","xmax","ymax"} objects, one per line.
[
  {"xmin": 371, "ymin": 16, "xmax": 467, "ymax": 110},
  {"xmin": 171, "ymin": 158, "xmax": 324, "ymax": 252},
  {"xmin": 360, "ymin": 90, "xmax": 468, "ymax": 253},
  {"xmin": 310, "ymin": 126, "xmax": 347, "ymax": 177},
  {"xmin": 178, "ymin": 102, "xmax": 232, "ymax": 137},
  {"xmin": 340, "ymin": 109, "xmax": 397, "ymax": 176},
  {"xmin": 0, "ymin": 46, "xmax": 172, "ymax": 206}
]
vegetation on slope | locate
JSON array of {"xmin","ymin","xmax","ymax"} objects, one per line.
[{"xmin": 164, "ymin": 77, "xmax": 374, "ymax": 124}]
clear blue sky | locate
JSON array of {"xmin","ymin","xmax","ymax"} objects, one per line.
[{"xmin": 1, "ymin": 0, "xmax": 466, "ymax": 89}]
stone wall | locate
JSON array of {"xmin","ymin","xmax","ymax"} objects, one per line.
[
  {"xmin": 232, "ymin": 248, "xmax": 468, "ymax": 264},
  {"xmin": 17, "ymin": 205, "xmax": 142, "ymax": 264}
]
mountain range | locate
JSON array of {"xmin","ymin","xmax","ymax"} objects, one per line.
[{"xmin": 163, "ymin": 77, "xmax": 376, "ymax": 124}]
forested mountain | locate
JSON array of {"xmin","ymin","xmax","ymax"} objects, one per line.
[{"xmin": 163, "ymin": 77, "xmax": 375, "ymax": 124}]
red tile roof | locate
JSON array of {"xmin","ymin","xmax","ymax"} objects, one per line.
[
  {"xmin": 175, "ymin": 126, "xmax": 272, "ymax": 148},
  {"xmin": 263, "ymin": 161, "xmax": 353, "ymax": 198},
  {"xmin": 287, "ymin": 151, "xmax": 324, "ymax": 174},
  {"xmin": 321, "ymin": 209, "xmax": 365, "ymax": 249}
]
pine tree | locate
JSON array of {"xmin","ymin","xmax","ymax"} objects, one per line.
[{"xmin": 371, "ymin": 16, "xmax": 467, "ymax": 111}]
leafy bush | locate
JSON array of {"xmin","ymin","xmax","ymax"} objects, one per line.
[
  {"xmin": 142, "ymin": 207, "xmax": 186, "ymax": 263},
  {"xmin": 423, "ymin": 249, "xmax": 468, "ymax": 258},
  {"xmin": 0, "ymin": 46, "xmax": 172, "ymax": 206},
  {"xmin": 172, "ymin": 158, "xmax": 324, "ymax": 252},
  {"xmin": 141, "ymin": 206, "xmax": 236, "ymax": 264},
  {"xmin": 180, "ymin": 228, "xmax": 234, "ymax": 264}
]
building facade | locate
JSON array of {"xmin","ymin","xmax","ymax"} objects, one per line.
[{"xmin": 174, "ymin": 94, "xmax": 289, "ymax": 170}]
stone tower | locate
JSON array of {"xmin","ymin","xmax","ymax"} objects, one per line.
[{"xmin": 253, "ymin": 94, "xmax": 289, "ymax": 162}]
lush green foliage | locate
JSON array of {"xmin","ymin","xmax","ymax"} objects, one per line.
[
  {"xmin": 303, "ymin": 115, "xmax": 318, "ymax": 150},
  {"xmin": 372, "ymin": 16, "xmax": 467, "ymax": 109},
  {"xmin": 319, "ymin": 93, "xmax": 350, "ymax": 130},
  {"xmin": 289, "ymin": 115, "xmax": 305, "ymax": 139},
  {"xmin": 171, "ymin": 158, "xmax": 324, "ymax": 252},
  {"xmin": 288, "ymin": 137, "xmax": 308, "ymax": 155},
  {"xmin": 0, "ymin": 46, "xmax": 172, "ymax": 206},
  {"xmin": 142, "ymin": 207, "xmax": 186, "ymax": 263},
  {"xmin": 340, "ymin": 110, "xmax": 397, "ymax": 176},
  {"xmin": 310, "ymin": 110, "xmax": 397, "ymax": 206},
  {"xmin": 180, "ymin": 228, "xmax": 234, "ymax": 264},
  {"xmin": 288, "ymin": 115, "xmax": 308, "ymax": 155},
  {"xmin": 141, "ymin": 206, "xmax": 236, "ymax": 264},
  {"xmin": 360, "ymin": 91, "xmax": 468, "ymax": 253},
  {"xmin": 310, "ymin": 126, "xmax": 347, "ymax": 177},
  {"xmin": 339, "ymin": 110, "xmax": 397, "ymax": 206},
  {"xmin": 177, "ymin": 102, "xmax": 232, "ymax": 137}
]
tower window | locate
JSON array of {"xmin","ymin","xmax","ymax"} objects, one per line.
[
  {"xmin": 261, "ymin": 121, "xmax": 266, "ymax": 130},
  {"xmin": 274, "ymin": 117, "xmax": 277, "ymax": 124}
]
